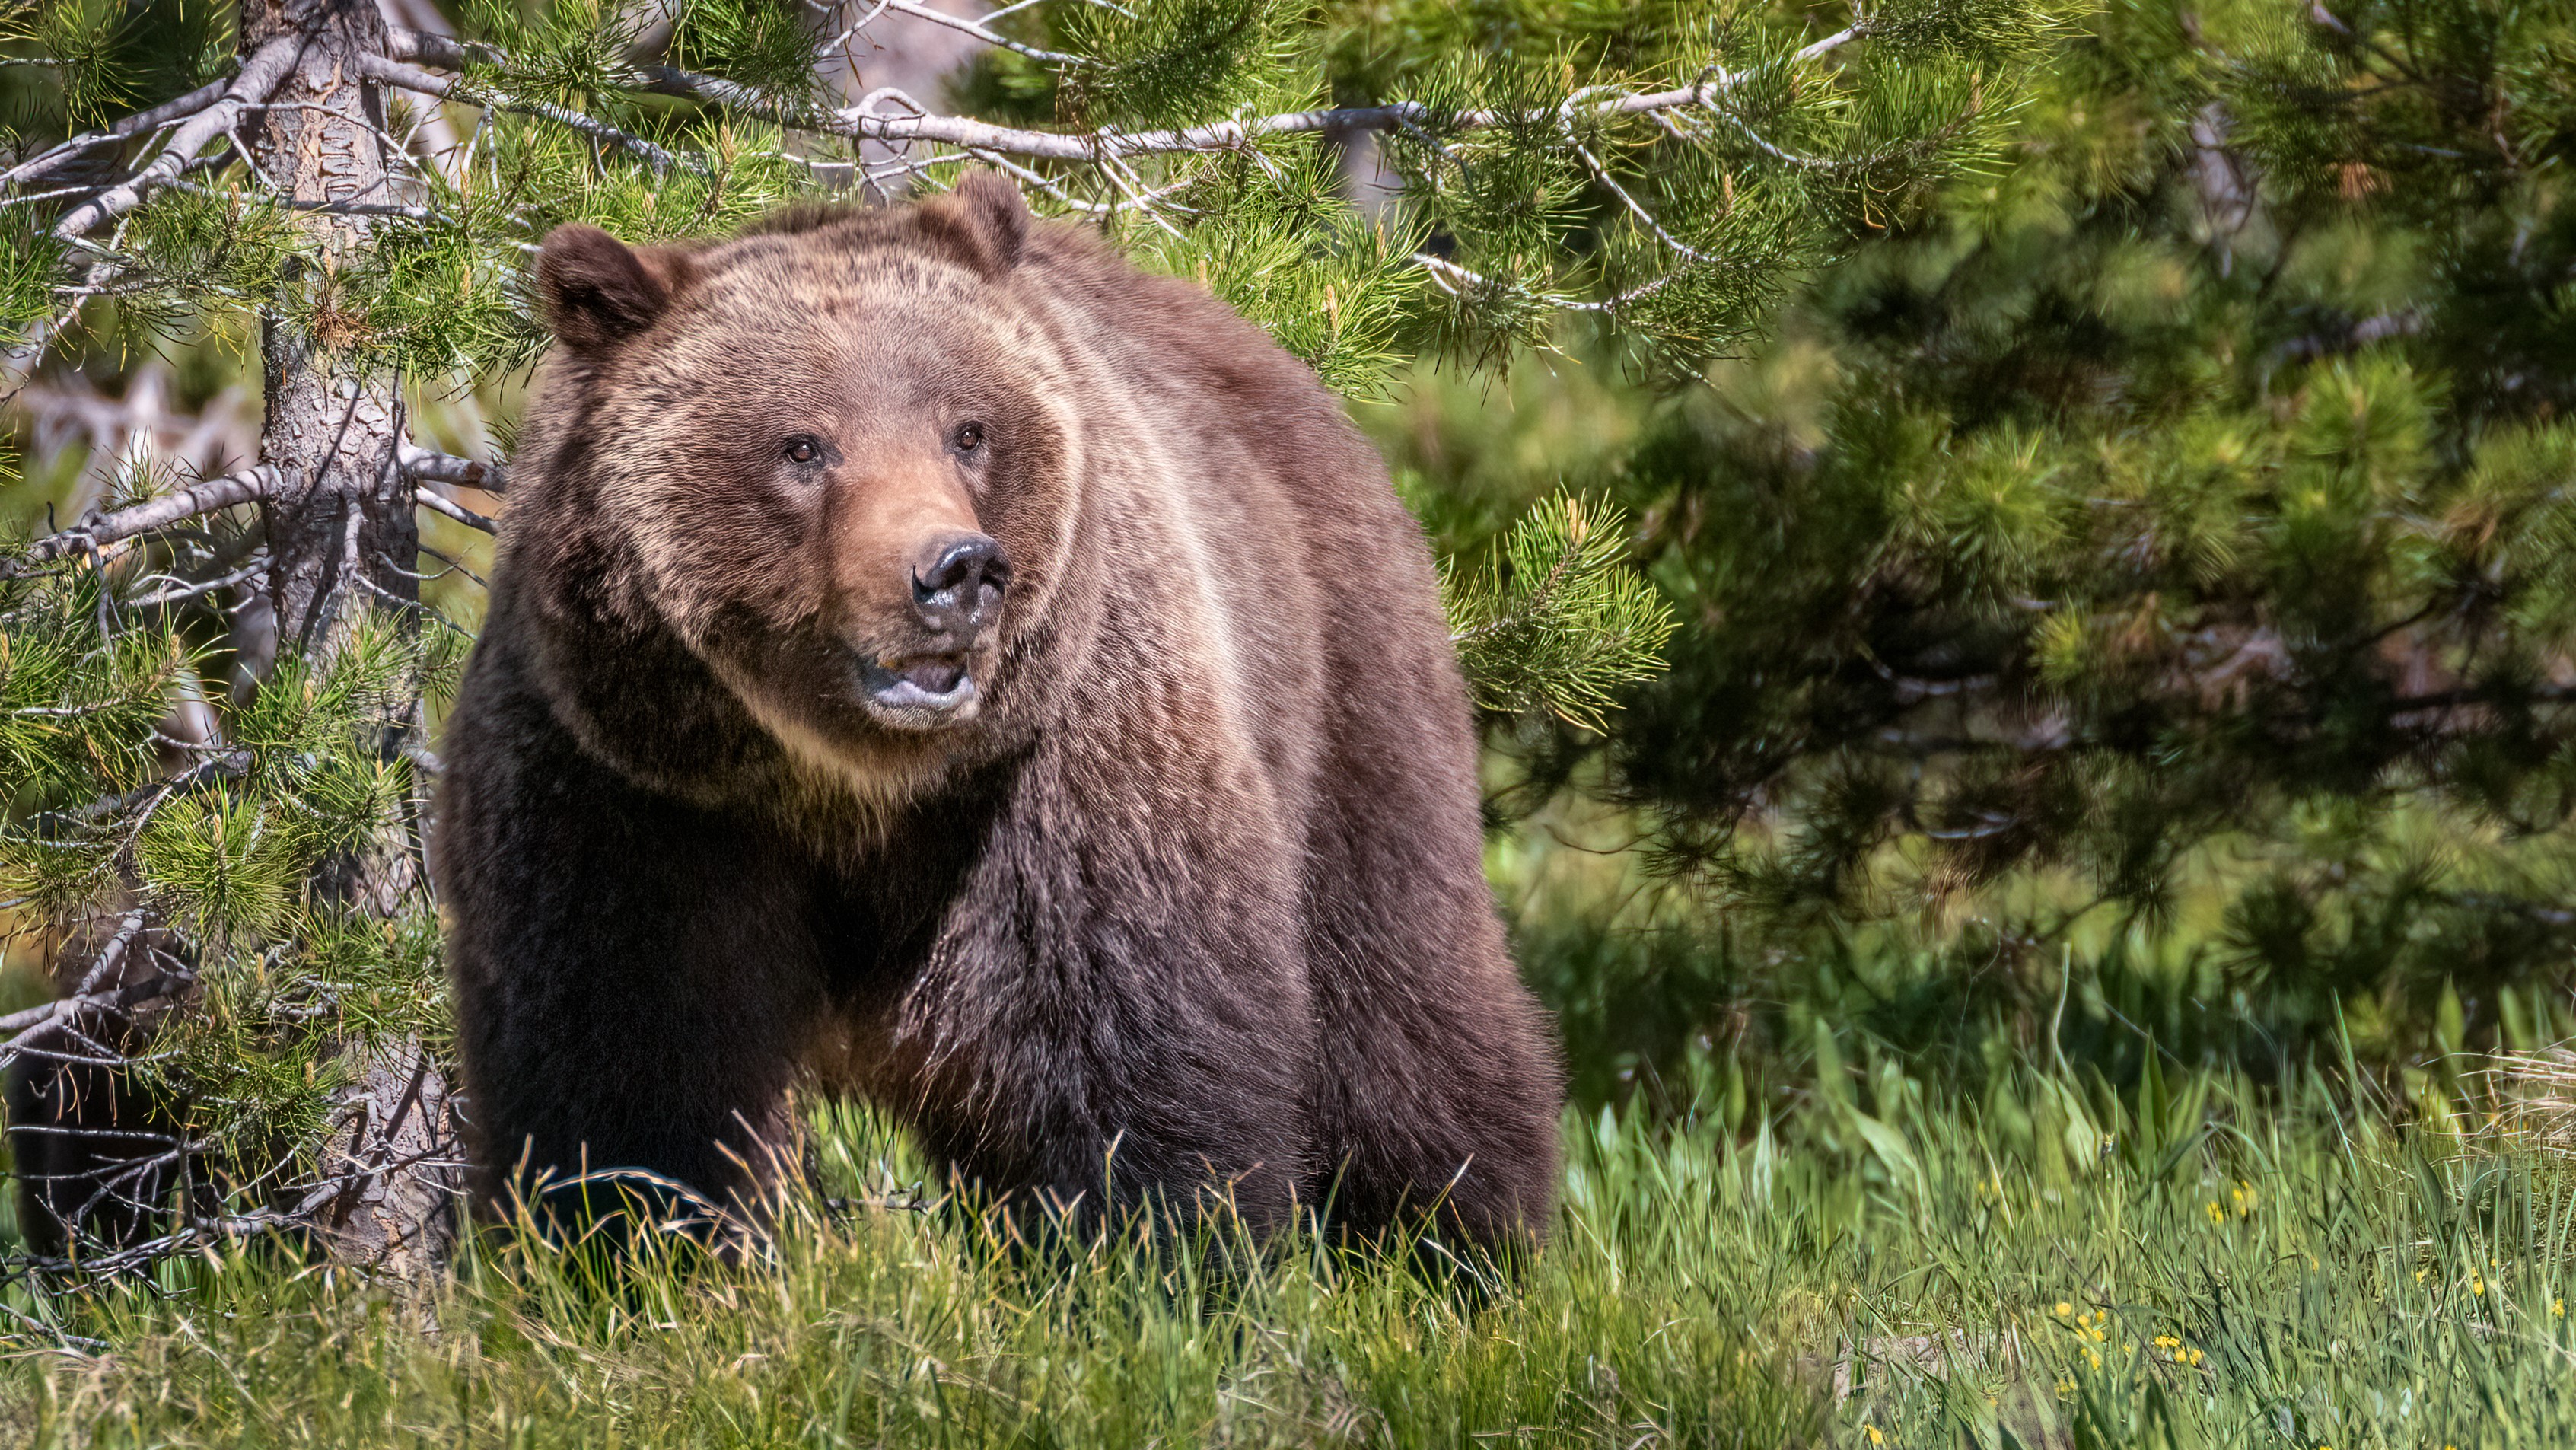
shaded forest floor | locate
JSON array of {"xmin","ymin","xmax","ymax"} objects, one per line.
[{"xmin": 5, "ymin": 1076, "xmax": 2573, "ymax": 1448}]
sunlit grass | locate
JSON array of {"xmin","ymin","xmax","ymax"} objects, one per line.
[{"xmin": 4, "ymin": 1067, "xmax": 2575, "ymax": 1448}]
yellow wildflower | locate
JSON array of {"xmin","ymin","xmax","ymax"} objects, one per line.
[
  {"xmin": 2553, "ymin": 1299, "xmax": 2565, "ymax": 1318},
  {"xmin": 1865, "ymin": 1428, "xmax": 1885, "ymax": 1446},
  {"xmin": 2473, "ymin": 1276, "xmax": 2485, "ymax": 1295},
  {"xmin": 2055, "ymin": 1302, "xmax": 2073, "ymax": 1318},
  {"xmin": 2153, "ymin": 1334, "xmax": 2181, "ymax": 1351},
  {"xmin": 2207, "ymin": 1201, "xmax": 2225, "ymax": 1225}
]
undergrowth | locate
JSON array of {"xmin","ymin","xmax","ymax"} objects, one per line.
[{"xmin": 4, "ymin": 1066, "xmax": 2574, "ymax": 1447}]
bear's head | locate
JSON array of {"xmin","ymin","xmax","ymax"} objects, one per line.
[{"xmin": 520, "ymin": 174, "xmax": 1089, "ymax": 793}]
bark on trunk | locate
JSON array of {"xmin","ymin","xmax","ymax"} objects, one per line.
[
  {"xmin": 240, "ymin": 0, "xmax": 457, "ymax": 1283},
  {"xmin": 301, "ymin": 1040, "xmax": 458, "ymax": 1283},
  {"xmin": 244, "ymin": 0, "xmax": 416, "ymax": 658}
]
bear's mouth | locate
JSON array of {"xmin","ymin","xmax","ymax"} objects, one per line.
[{"xmin": 858, "ymin": 653, "xmax": 979, "ymax": 727}]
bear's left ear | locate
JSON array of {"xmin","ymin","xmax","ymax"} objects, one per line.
[
  {"xmin": 536, "ymin": 225, "xmax": 698, "ymax": 353},
  {"xmin": 915, "ymin": 170, "xmax": 1029, "ymax": 279}
]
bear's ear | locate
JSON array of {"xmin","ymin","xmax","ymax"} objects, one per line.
[
  {"xmin": 915, "ymin": 170, "xmax": 1028, "ymax": 279},
  {"xmin": 536, "ymin": 225, "xmax": 695, "ymax": 352}
]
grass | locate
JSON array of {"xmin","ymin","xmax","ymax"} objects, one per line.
[{"xmin": 5, "ymin": 1065, "xmax": 2576, "ymax": 1448}]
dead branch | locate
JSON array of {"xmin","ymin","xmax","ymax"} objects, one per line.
[
  {"xmin": 0, "ymin": 75, "xmax": 237, "ymax": 190},
  {"xmin": 0, "ymin": 967, "xmax": 190, "ymax": 1072},
  {"xmin": 414, "ymin": 487, "xmax": 497, "ymax": 534},
  {"xmin": 4, "ymin": 466, "xmax": 276, "ymax": 575},
  {"xmin": 353, "ymin": 53, "xmax": 702, "ymax": 175},
  {"xmin": 48, "ymin": 33, "xmax": 308, "ymax": 241},
  {"xmin": 864, "ymin": 0, "xmax": 1090, "ymax": 66},
  {"xmin": 396, "ymin": 442, "xmax": 506, "ymax": 494},
  {"xmin": 379, "ymin": 21, "xmax": 1868, "ymax": 166}
]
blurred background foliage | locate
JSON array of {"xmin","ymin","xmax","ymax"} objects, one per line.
[{"xmin": 1371, "ymin": 0, "xmax": 2576, "ymax": 1124}]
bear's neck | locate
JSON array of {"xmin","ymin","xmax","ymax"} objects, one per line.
[{"xmin": 502, "ymin": 569, "xmax": 1012, "ymax": 852}]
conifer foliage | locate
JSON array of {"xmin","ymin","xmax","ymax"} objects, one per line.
[
  {"xmin": 0, "ymin": 0, "xmax": 2043, "ymax": 1280},
  {"xmin": 1413, "ymin": 0, "xmax": 2576, "ymax": 1092}
]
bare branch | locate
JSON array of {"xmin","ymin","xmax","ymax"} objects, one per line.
[
  {"xmin": 815, "ymin": 25, "xmax": 1867, "ymax": 158},
  {"xmin": 396, "ymin": 442, "xmax": 506, "ymax": 494},
  {"xmin": 396, "ymin": 0, "xmax": 1087, "ymax": 79},
  {"xmin": 0, "ymin": 75, "xmax": 235, "ymax": 190},
  {"xmin": 388, "ymin": 27, "xmax": 845, "ymax": 122},
  {"xmin": 866, "ymin": 0, "xmax": 1091, "ymax": 66},
  {"xmin": 49, "ymin": 33, "xmax": 308, "ymax": 241},
  {"xmin": 414, "ymin": 486, "xmax": 497, "ymax": 534},
  {"xmin": 6, "ymin": 1124, "xmax": 196, "ymax": 1146},
  {"xmin": 1559, "ymin": 91, "xmax": 1713, "ymax": 266},
  {"xmin": 638, "ymin": 63, "xmax": 779, "ymax": 112},
  {"xmin": 73, "ymin": 910, "xmax": 145, "ymax": 997},
  {"xmin": 0, "ymin": 263, "xmax": 117, "ymax": 404},
  {"xmin": 387, "ymin": 21, "xmax": 1871, "ymax": 166},
  {"xmin": 382, "ymin": 27, "xmax": 490, "ymax": 72},
  {"xmin": 48, "ymin": 747, "xmax": 252, "ymax": 827},
  {"xmin": 354, "ymin": 54, "xmax": 703, "ymax": 176},
  {"xmin": 128, "ymin": 555, "xmax": 267, "ymax": 610},
  {"xmin": 4, "ymin": 465, "xmax": 277, "ymax": 575},
  {"xmin": 0, "ymin": 965, "xmax": 189, "ymax": 1075}
]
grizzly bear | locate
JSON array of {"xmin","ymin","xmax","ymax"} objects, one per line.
[{"xmin": 432, "ymin": 174, "xmax": 1562, "ymax": 1251}]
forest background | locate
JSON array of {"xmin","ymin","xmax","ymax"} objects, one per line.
[{"xmin": 2, "ymin": 0, "xmax": 2576, "ymax": 1441}]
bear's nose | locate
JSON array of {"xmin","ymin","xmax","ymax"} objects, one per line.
[{"xmin": 910, "ymin": 532, "xmax": 1010, "ymax": 639}]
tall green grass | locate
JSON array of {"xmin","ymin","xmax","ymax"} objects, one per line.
[{"xmin": 7, "ymin": 1066, "xmax": 2575, "ymax": 1448}]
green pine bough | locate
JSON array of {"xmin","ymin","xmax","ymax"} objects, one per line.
[{"xmin": 1444, "ymin": 491, "xmax": 1678, "ymax": 732}]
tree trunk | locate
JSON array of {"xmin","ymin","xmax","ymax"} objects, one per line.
[
  {"xmin": 244, "ymin": 0, "xmax": 415, "ymax": 658},
  {"xmin": 240, "ymin": 0, "xmax": 457, "ymax": 1282}
]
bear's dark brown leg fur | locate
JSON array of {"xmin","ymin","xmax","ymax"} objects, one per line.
[
  {"xmin": 1298, "ymin": 795, "xmax": 1565, "ymax": 1247},
  {"xmin": 858, "ymin": 738, "xmax": 1318, "ymax": 1236},
  {"xmin": 438, "ymin": 642, "xmax": 828, "ymax": 1226},
  {"xmin": 1291, "ymin": 503, "xmax": 1565, "ymax": 1250}
]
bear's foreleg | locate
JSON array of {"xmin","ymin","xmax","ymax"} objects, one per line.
[
  {"xmin": 439, "ymin": 692, "xmax": 826, "ymax": 1241},
  {"xmin": 881, "ymin": 775, "xmax": 1322, "ymax": 1241}
]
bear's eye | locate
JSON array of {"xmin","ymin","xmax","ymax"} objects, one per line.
[
  {"xmin": 782, "ymin": 437, "xmax": 821, "ymax": 466},
  {"xmin": 950, "ymin": 422, "xmax": 986, "ymax": 455}
]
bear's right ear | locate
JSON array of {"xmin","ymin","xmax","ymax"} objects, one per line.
[{"xmin": 536, "ymin": 225, "xmax": 694, "ymax": 352}]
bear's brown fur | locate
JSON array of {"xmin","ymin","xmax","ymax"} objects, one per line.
[{"xmin": 433, "ymin": 174, "xmax": 1562, "ymax": 1248}]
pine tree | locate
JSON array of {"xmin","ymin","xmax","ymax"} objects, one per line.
[
  {"xmin": 0, "ymin": 0, "xmax": 2046, "ymax": 1279},
  {"xmin": 1385, "ymin": 0, "xmax": 2576, "ymax": 1098}
]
